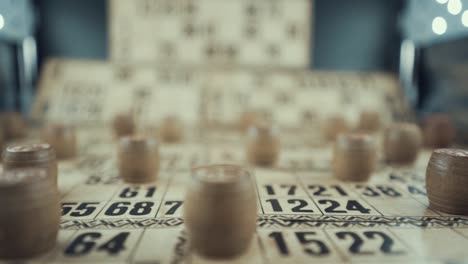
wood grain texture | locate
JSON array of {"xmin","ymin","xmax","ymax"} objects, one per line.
[
  {"xmin": 2, "ymin": 143, "xmax": 58, "ymax": 187},
  {"xmin": 118, "ymin": 135, "xmax": 160, "ymax": 183},
  {"xmin": 383, "ymin": 122, "xmax": 422, "ymax": 164},
  {"xmin": 426, "ymin": 148, "xmax": 468, "ymax": 215},
  {"xmin": 333, "ymin": 133, "xmax": 377, "ymax": 182},
  {"xmin": 321, "ymin": 115, "xmax": 348, "ymax": 142},
  {"xmin": 0, "ymin": 112, "xmax": 27, "ymax": 140},
  {"xmin": 112, "ymin": 113, "xmax": 136, "ymax": 138},
  {"xmin": 41, "ymin": 123, "xmax": 77, "ymax": 160},
  {"xmin": 0, "ymin": 168, "xmax": 60, "ymax": 259},
  {"xmin": 423, "ymin": 114, "xmax": 456, "ymax": 148},
  {"xmin": 159, "ymin": 116, "xmax": 184, "ymax": 143},
  {"xmin": 184, "ymin": 165, "xmax": 257, "ymax": 259},
  {"xmin": 246, "ymin": 123, "xmax": 280, "ymax": 167}
]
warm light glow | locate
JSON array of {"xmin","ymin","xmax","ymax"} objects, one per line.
[
  {"xmin": 0, "ymin": 15, "xmax": 4, "ymax": 31},
  {"xmin": 436, "ymin": 0, "xmax": 449, "ymax": 3},
  {"xmin": 432, "ymin": 16, "xmax": 447, "ymax": 35},
  {"xmin": 448, "ymin": 0, "xmax": 463, "ymax": 15},
  {"xmin": 462, "ymin": 10, "xmax": 468, "ymax": 27}
]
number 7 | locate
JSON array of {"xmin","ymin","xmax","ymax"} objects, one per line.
[{"xmin": 164, "ymin": 201, "xmax": 183, "ymax": 215}]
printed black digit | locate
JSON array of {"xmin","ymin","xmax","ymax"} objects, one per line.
[
  {"xmin": 345, "ymin": 200, "xmax": 371, "ymax": 214},
  {"xmin": 65, "ymin": 232, "xmax": 101, "ymax": 256},
  {"xmin": 335, "ymin": 231, "xmax": 372, "ymax": 255},
  {"xmin": 164, "ymin": 201, "xmax": 183, "ymax": 215},
  {"xmin": 265, "ymin": 185, "xmax": 275, "ymax": 195},
  {"xmin": 318, "ymin": 199, "xmax": 347, "ymax": 213},
  {"xmin": 62, "ymin": 202, "xmax": 77, "ymax": 216},
  {"xmin": 377, "ymin": 186, "xmax": 402, "ymax": 197},
  {"xmin": 129, "ymin": 202, "xmax": 154, "ymax": 216},
  {"xmin": 408, "ymin": 185, "xmax": 426, "ymax": 195},
  {"xmin": 145, "ymin": 187, "xmax": 156, "ymax": 197},
  {"xmin": 363, "ymin": 231, "xmax": 405, "ymax": 255},
  {"xmin": 308, "ymin": 185, "xmax": 329, "ymax": 196},
  {"xmin": 97, "ymin": 232, "xmax": 130, "ymax": 255},
  {"xmin": 266, "ymin": 199, "xmax": 283, "ymax": 212},
  {"xmin": 119, "ymin": 187, "xmax": 138, "ymax": 198},
  {"xmin": 295, "ymin": 232, "xmax": 330, "ymax": 256},
  {"xmin": 70, "ymin": 202, "xmax": 100, "ymax": 217},
  {"xmin": 358, "ymin": 186, "xmax": 380, "ymax": 197},
  {"xmin": 280, "ymin": 184, "xmax": 297, "ymax": 195},
  {"xmin": 269, "ymin": 232, "xmax": 290, "ymax": 256},
  {"xmin": 288, "ymin": 199, "xmax": 314, "ymax": 213},
  {"xmin": 330, "ymin": 185, "xmax": 348, "ymax": 196},
  {"xmin": 105, "ymin": 202, "xmax": 131, "ymax": 216}
]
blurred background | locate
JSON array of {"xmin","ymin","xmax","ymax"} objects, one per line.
[{"xmin": 1, "ymin": 0, "xmax": 468, "ymax": 126}]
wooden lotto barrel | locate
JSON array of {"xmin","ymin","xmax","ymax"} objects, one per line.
[
  {"xmin": 41, "ymin": 123, "xmax": 77, "ymax": 160},
  {"xmin": 383, "ymin": 122, "xmax": 422, "ymax": 164},
  {"xmin": 321, "ymin": 115, "xmax": 348, "ymax": 142},
  {"xmin": 184, "ymin": 165, "xmax": 257, "ymax": 259},
  {"xmin": 238, "ymin": 110, "xmax": 260, "ymax": 133},
  {"xmin": 333, "ymin": 133, "xmax": 377, "ymax": 182},
  {"xmin": 2, "ymin": 143, "xmax": 58, "ymax": 187},
  {"xmin": 159, "ymin": 116, "xmax": 184, "ymax": 143},
  {"xmin": 117, "ymin": 135, "xmax": 160, "ymax": 183},
  {"xmin": 423, "ymin": 114, "xmax": 456, "ymax": 148},
  {"xmin": 0, "ymin": 112, "xmax": 27, "ymax": 140},
  {"xmin": 246, "ymin": 123, "xmax": 280, "ymax": 167},
  {"xmin": 0, "ymin": 168, "xmax": 60, "ymax": 259},
  {"xmin": 112, "ymin": 113, "xmax": 136, "ymax": 138},
  {"xmin": 358, "ymin": 110, "xmax": 381, "ymax": 132},
  {"xmin": 426, "ymin": 149, "xmax": 468, "ymax": 215}
]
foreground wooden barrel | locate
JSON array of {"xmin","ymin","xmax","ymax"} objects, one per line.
[
  {"xmin": 2, "ymin": 143, "xmax": 58, "ymax": 187},
  {"xmin": 0, "ymin": 168, "xmax": 60, "ymax": 259},
  {"xmin": 184, "ymin": 164, "xmax": 257, "ymax": 259},
  {"xmin": 426, "ymin": 149, "xmax": 468, "ymax": 215}
]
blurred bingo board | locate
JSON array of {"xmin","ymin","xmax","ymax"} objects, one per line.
[
  {"xmin": 33, "ymin": 58, "xmax": 407, "ymax": 128},
  {"xmin": 109, "ymin": 0, "xmax": 313, "ymax": 67},
  {"xmin": 33, "ymin": 59, "xmax": 203, "ymax": 126}
]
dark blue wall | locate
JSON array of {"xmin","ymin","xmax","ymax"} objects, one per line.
[{"xmin": 36, "ymin": 0, "xmax": 402, "ymax": 72}]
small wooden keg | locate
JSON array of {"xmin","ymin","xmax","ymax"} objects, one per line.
[
  {"xmin": 383, "ymin": 122, "xmax": 422, "ymax": 164},
  {"xmin": 238, "ymin": 111, "xmax": 260, "ymax": 133},
  {"xmin": 184, "ymin": 165, "xmax": 257, "ymax": 259},
  {"xmin": 159, "ymin": 116, "xmax": 184, "ymax": 143},
  {"xmin": 2, "ymin": 143, "xmax": 58, "ymax": 187},
  {"xmin": 246, "ymin": 123, "xmax": 280, "ymax": 167},
  {"xmin": 358, "ymin": 110, "xmax": 381, "ymax": 132},
  {"xmin": 0, "ymin": 168, "xmax": 60, "ymax": 259},
  {"xmin": 0, "ymin": 112, "xmax": 27, "ymax": 140},
  {"xmin": 321, "ymin": 115, "xmax": 348, "ymax": 141},
  {"xmin": 426, "ymin": 149, "xmax": 468, "ymax": 215},
  {"xmin": 41, "ymin": 123, "xmax": 77, "ymax": 159},
  {"xmin": 333, "ymin": 133, "xmax": 377, "ymax": 182},
  {"xmin": 112, "ymin": 113, "xmax": 135, "ymax": 138},
  {"xmin": 423, "ymin": 114, "xmax": 456, "ymax": 148},
  {"xmin": 117, "ymin": 135, "xmax": 159, "ymax": 183}
]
